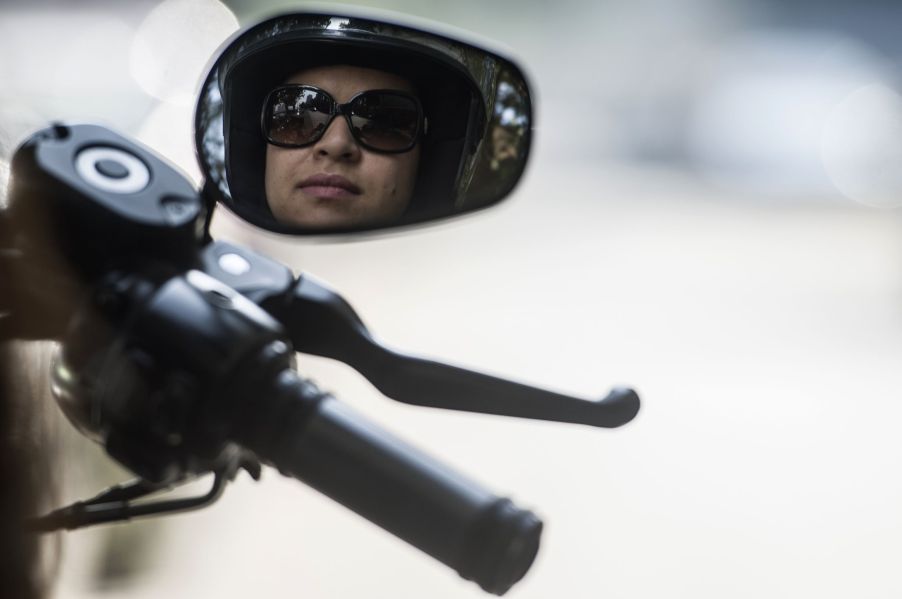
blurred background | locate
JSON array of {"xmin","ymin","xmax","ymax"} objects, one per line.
[{"xmin": 3, "ymin": 0, "xmax": 902, "ymax": 597}]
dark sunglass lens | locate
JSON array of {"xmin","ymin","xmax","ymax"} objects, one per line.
[
  {"xmin": 350, "ymin": 92, "xmax": 419, "ymax": 151},
  {"xmin": 265, "ymin": 88, "xmax": 333, "ymax": 146}
]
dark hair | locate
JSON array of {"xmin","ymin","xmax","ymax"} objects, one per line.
[
  {"xmin": 0, "ymin": 342, "xmax": 56, "ymax": 599},
  {"xmin": 1, "ymin": 202, "xmax": 60, "ymax": 598}
]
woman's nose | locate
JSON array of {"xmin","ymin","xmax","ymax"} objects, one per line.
[{"xmin": 313, "ymin": 116, "xmax": 361, "ymax": 161}]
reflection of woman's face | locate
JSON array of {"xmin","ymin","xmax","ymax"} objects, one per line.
[{"xmin": 264, "ymin": 65, "xmax": 421, "ymax": 228}]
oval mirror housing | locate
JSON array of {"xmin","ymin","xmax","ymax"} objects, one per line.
[{"xmin": 195, "ymin": 10, "xmax": 533, "ymax": 235}]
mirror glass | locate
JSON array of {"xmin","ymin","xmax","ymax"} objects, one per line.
[{"xmin": 195, "ymin": 11, "xmax": 533, "ymax": 235}]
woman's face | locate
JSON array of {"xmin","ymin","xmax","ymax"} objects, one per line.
[{"xmin": 264, "ymin": 64, "xmax": 421, "ymax": 228}]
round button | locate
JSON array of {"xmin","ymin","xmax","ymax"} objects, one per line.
[
  {"xmin": 218, "ymin": 253, "xmax": 251, "ymax": 276},
  {"xmin": 75, "ymin": 146, "xmax": 150, "ymax": 194},
  {"xmin": 94, "ymin": 159, "xmax": 130, "ymax": 179}
]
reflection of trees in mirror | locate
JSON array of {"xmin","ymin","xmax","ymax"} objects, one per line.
[
  {"xmin": 197, "ymin": 78, "xmax": 229, "ymax": 203},
  {"xmin": 490, "ymin": 75, "xmax": 530, "ymax": 170},
  {"xmin": 464, "ymin": 69, "xmax": 531, "ymax": 207}
]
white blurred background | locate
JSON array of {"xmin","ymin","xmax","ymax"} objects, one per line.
[{"xmin": 3, "ymin": 0, "xmax": 902, "ymax": 597}]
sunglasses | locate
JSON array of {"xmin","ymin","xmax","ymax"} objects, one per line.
[{"xmin": 261, "ymin": 85, "xmax": 425, "ymax": 153}]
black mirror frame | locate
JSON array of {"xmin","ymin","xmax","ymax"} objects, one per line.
[{"xmin": 194, "ymin": 7, "xmax": 534, "ymax": 237}]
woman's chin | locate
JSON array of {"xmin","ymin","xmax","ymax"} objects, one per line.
[{"xmin": 271, "ymin": 207, "xmax": 373, "ymax": 229}]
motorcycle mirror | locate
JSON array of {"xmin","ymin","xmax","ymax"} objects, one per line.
[{"xmin": 194, "ymin": 9, "xmax": 533, "ymax": 235}]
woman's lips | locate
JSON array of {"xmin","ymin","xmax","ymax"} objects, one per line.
[{"xmin": 297, "ymin": 174, "xmax": 361, "ymax": 199}]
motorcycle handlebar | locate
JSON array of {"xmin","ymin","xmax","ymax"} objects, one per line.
[{"xmin": 236, "ymin": 368, "xmax": 542, "ymax": 596}]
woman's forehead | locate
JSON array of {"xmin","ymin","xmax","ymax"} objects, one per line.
[{"xmin": 282, "ymin": 64, "xmax": 416, "ymax": 99}]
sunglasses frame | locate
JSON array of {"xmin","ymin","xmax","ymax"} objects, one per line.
[{"xmin": 261, "ymin": 84, "xmax": 425, "ymax": 154}]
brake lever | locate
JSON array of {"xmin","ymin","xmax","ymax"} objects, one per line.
[{"xmin": 202, "ymin": 242, "xmax": 639, "ymax": 428}]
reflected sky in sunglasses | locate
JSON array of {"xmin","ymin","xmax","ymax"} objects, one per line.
[{"xmin": 263, "ymin": 85, "xmax": 422, "ymax": 153}]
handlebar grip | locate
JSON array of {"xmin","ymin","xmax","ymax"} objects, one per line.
[{"xmin": 236, "ymin": 370, "xmax": 542, "ymax": 595}]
